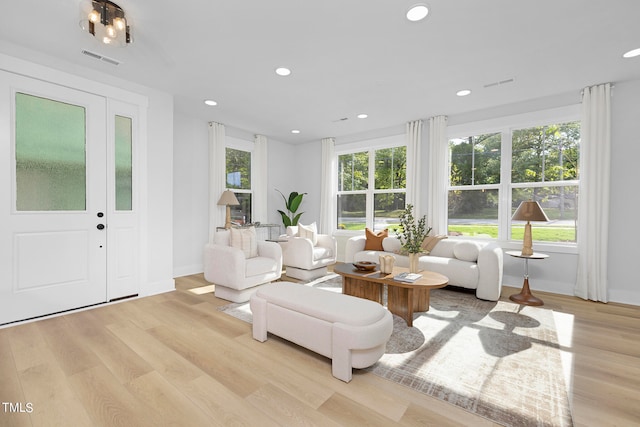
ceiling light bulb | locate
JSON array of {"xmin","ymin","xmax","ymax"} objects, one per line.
[
  {"xmin": 88, "ymin": 9, "xmax": 100, "ymax": 23},
  {"xmin": 204, "ymin": 100, "xmax": 217, "ymax": 106},
  {"xmin": 105, "ymin": 24, "xmax": 117, "ymax": 38},
  {"xmin": 456, "ymin": 89, "xmax": 472, "ymax": 97},
  {"xmin": 623, "ymin": 48, "xmax": 640, "ymax": 58},
  {"xmin": 406, "ymin": 4, "xmax": 429, "ymax": 22},
  {"xmin": 113, "ymin": 17, "xmax": 126, "ymax": 31},
  {"xmin": 102, "ymin": 36, "xmax": 112, "ymax": 44},
  {"xmin": 275, "ymin": 67, "xmax": 292, "ymax": 76},
  {"xmin": 357, "ymin": 114, "xmax": 368, "ymax": 119},
  {"xmin": 291, "ymin": 129, "xmax": 300, "ymax": 134}
]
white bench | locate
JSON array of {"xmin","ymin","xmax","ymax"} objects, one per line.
[{"xmin": 249, "ymin": 281, "xmax": 393, "ymax": 382}]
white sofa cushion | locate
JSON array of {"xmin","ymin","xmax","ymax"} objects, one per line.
[
  {"xmin": 453, "ymin": 241, "xmax": 481, "ymax": 262},
  {"xmin": 313, "ymin": 246, "xmax": 333, "ymax": 261},
  {"xmin": 382, "ymin": 236, "xmax": 401, "ymax": 253},
  {"xmin": 420, "ymin": 256, "xmax": 479, "ymax": 289},
  {"xmin": 246, "ymin": 256, "xmax": 279, "ymax": 277}
]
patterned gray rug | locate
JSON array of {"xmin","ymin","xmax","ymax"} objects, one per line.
[{"xmin": 218, "ymin": 275, "xmax": 573, "ymax": 427}]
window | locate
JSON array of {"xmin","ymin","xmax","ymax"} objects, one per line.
[
  {"xmin": 225, "ymin": 146, "xmax": 252, "ymax": 225},
  {"xmin": 448, "ymin": 114, "xmax": 580, "ymax": 245},
  {"xmin": 337, "ymin": 143, "xmax": 406, "ymax": 231}
]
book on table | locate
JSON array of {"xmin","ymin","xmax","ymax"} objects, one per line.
[{"xmin": 393, "ymin": 272, "xmax": 422, "ymax": 283}]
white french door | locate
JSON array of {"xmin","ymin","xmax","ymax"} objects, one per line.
[{"xmin": 0, "ymin": 71, "xmax": 108, "ymax": 325}]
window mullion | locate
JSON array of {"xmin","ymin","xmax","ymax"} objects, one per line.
[
  {"xmin": 500, "ymin": 130, "xmax": 513, "ymax": 241},
  {"xmin": 366, "ymin": 148, "xmax": 375, "ymax": 228}
]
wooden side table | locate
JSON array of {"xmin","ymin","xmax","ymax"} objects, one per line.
[{"xmin": 506, "ymin": 250, "xmax": 548, "ymax": 306}]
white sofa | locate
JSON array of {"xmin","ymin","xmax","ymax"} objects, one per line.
[
  {"xmin": 203, "ymin": 229, "xmax": 282, "ymax": 303},
  {"xmin": 250, "ymin": 281, "xmax": 393, "ymax": 382},
  {"xmin": 280, "ymin": 225, "xmax": 337, "ymax": 280},
  {"xmin": 345, "ymin": 235, "xmax": 503, "ymax": 301}
]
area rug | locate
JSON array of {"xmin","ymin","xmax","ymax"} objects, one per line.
[{"xmin": 218, "ymin": 275, "xmax": 573, "ymax": 427}]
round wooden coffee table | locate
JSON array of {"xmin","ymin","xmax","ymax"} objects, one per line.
[{"xmin": 334, "ymin": 262, "xmax": 449, "ymax": 326}]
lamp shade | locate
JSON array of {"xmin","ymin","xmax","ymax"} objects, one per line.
[
  {"xmin": 217, "ymin": 190, "xmax": 239, "ymax": 206},
  {"xmin": 512, "ymin": 201, "xmax": 549, "ymax": 222}
]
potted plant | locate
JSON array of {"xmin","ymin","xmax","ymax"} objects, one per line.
[
  {"xmin": 276, "ymin": 189, "xmax": 307, "ymax": 227},
  {"xmin": 396, "ymin": 204, "xmax": 431, "ymax": 273}
]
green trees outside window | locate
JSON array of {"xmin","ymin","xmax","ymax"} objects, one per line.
[{"xmin": 448, "ymin": 121, "xmax": 580, "ymax": 243}]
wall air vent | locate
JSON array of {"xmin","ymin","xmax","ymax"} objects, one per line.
[
  {"xmin": 81, "ymin": 49, "xmax": 121, "ymax": 66},
  {"xmin": 483, "ymin": 77, "xmax": 515, "ymax": 88}
]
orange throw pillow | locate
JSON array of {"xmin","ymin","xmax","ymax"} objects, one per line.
[{"xmin": 364, "ymin": 228, "xmax": 388, "ymax": 251}]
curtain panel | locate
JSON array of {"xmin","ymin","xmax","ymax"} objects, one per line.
[
  {"xmin": 208, "ymin": 122, "xmax": 226, "ymax": 242},
  {"xmin": 406, "ymin": 120, "xmax": 423, "ymax": 217},
  {"xmin": 427, "ymin": 115, "xmax": 448, "ymax": 235},
  {"xmin": 319, "ymin": 137, "xmax": 337, "ymax": 234},
  {"xmin": 253, "ymin": 134, "xmax": 268, "ymax": 223},
  {"xmin": 575, "ymin": 83, "xmax": 611, "ymax": 302}
]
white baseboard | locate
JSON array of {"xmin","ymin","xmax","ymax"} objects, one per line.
[{"xmin": 173, "ymin": 264, "xmax": 203, "ymax": 278}]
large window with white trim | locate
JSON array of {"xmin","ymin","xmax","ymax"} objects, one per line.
[
  {"xmin": 448, "ymin": 114, "xmax": 580, "ymax": 244},
  {"xmin": 337, "ymin": 142, "xmax": 406, "ymax": 231},
  {"xmin": 225, "ymin": 145, "xmax": 252, "ymax": 225}
]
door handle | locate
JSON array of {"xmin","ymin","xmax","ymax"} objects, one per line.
[{"xmin": 97, "ymin": 224, "xmax": 105, "ymax": 230}]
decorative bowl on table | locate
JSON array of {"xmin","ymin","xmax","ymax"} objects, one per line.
[{"xmin": 353, "ymin": 261, "xmax": 377, "ymax": 271}]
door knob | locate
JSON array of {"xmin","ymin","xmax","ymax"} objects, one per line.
[
  {"xmin": 97, "ymin": 212, "xmax": 104, "ymax": 218},
  {"xmin": 97, "ymin": 224, "xmax": 105, "ymax": 230}
]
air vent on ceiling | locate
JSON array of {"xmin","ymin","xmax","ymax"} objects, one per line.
[
  {"xmin": 81, "ymin": 49, "xmax": 121, "ymax": 66},
  {"xmin": 483, "ymin": 77, "xmax": 515, "ymax": 88}
]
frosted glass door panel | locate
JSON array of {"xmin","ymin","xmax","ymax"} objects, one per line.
[
  {"xmin": 15, "ymin": 93, "xmax": 87, "ymax": 211},
  {"xmin": 115, "ymin": 115, "xmax": 132, "ymax": 211}
]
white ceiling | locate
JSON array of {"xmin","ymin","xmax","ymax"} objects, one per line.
[{"xmin": 1, "ymin": 0, "xmax": 640, "ymax": 144}]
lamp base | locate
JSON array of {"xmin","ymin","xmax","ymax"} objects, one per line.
[{"xmin": 509, "ymin": 278, "xmax": 544, "ymax": 306}]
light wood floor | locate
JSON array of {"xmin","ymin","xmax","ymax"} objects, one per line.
[{"xmin": 1, "ymin": 273, "xmax": 638, "ymax": 427}]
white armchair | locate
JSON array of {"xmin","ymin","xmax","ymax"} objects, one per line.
[
  {"xmin": 281, "ymin": 224, "xmax": 337, "ymax": 281},
  {"xmin": 203, "ymin": 229, "xmax": 282, "ymax": 303}
]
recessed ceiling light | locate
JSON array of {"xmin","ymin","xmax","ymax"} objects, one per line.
[
  {"xmin": 406, "ymin": 4, "xmax": 429, "ymax": 22},
  {"xmin": 456, "ymin": 89, "xmax": 472, "ymax": 97},
  {"xmin": 204, "ymin": 99, "xmax": 217, "ymax": 106},
  {"xmin": 357, "ymin": 113, "xmax": 368, "ymax": 119},
  {"xmin": 623, "ymin": 48, "xmax": 640, "ymax": 58},
  {"xmin": 291, "ymin": 129, "xmax": 300, "ymax": 134},
  {"xmin": 275, "ymin": 67, "xmax": 292, "ymax": 76}
]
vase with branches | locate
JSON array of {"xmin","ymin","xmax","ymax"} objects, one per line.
[{"xmin": 396, "ymin": 204, "xmax": 431, "ymax": 272}]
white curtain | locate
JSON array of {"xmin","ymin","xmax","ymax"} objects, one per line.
[
  {"xmin": 319, "ymin": 137, "xmax": 337, "ymax": 234},
  {"xmin": 406, "ymin": 120, "xmax": 423, "ymax": 216},
  {"xmin": 575, "ymin": 83, "xmax": 611, "ymax": 302},
  {"xmin": 208, "ymin": 122, "xmax": 226, "ymax": 242},
  {"xmin": 253, "ymin": 134, "xmax": 268, "ymax": 223},
  {"xmin": 427, "ymin": 115, "xmax": 448, "ymax": 235}
]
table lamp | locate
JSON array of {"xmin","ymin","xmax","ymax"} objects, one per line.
[
  {"xmin": 217, "ymin": 190, "xmax": 240, "ymax": 229},
  {"xmin": 512, "ymin": 200, "xmax": 549, "ymax": 256}
]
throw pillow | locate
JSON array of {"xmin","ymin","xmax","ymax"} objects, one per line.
[
  {"xmin": 421, "ymin": 234, "xmax": 448, "ymax": 254},
  {"xmin": 298, "ymin": 222, "xmax": 318, "ymax": 246},
  {"xmin": 230, "ymin": 226, "xmax": 258, "ymax": 258},
  {"xmin": 364, "ymin": 228, "xmax": 388, "ymax": 251},
  {"xmin": 453, "ymin": 241, "xmax": 480, "ymax": 262}
]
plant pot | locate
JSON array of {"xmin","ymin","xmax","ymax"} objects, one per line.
[{"xmin": 408, "ymin": 253, "xmax": 420, "ymax": 273}]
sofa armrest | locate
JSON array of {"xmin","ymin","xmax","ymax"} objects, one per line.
[
  {"xmin": 476, "ymin": 242, "xmax": 503, "ymax": 301},
  {"xmin": 345, "ymin": 235, "xmax": 367, "ymax": 263},
  {"xmin": 257, "ymin": 241, "xmax": 283, "ymax": 271},
  {"xmin": 203, "ymin": 243, "xmax": 245, "ymax": 288}
]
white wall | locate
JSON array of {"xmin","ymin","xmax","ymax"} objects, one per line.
[
  {"xmin": 608, "ymin": 79, "xmax": 640, "ymax": 303},
  {"xmin": 173, "ymin": 113, "xmax": 209, "ymax": 277}
]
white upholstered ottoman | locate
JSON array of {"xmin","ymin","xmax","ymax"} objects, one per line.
[{"xmin": 250, "ymin": 281, "xmax": 393, "ymax": 382}]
